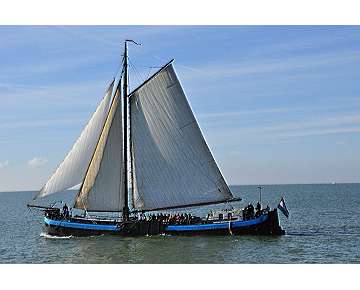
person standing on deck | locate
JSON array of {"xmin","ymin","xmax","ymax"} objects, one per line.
[
  {"xmin": 256, "ymin": 201, "xmax": 262, "ymax": 217},
  {"xmin": 248, "ymin": 203, "xmax": 255, "ymax": 219},
  {"xmin": 62, "ymin": 203, "xmax": 69, "ymax": 219}
]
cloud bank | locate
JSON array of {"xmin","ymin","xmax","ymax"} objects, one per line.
[
  {"xmin": 0, "ymin": 160, "xmax": 9, "ymax": 169},
  {"xmin": 28, "ymin": 157, "xmax": 48, "ymax": 168}
]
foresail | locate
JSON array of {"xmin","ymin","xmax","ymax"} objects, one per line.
[
  {"xmin": 34, "ymin": 80, "xmax": 115, "ymax": 199},
  {"xmin": 74, "ymin": 86, "xmax": 124, "ymax": 211},
  {"xmin": 130, "ymin": 63, "xmax": 233, "ymax": 211}
]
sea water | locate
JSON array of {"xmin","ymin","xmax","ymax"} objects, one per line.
[{"xmin": 0, "ymin": 184, "xmax": 359, "ymax": 263}]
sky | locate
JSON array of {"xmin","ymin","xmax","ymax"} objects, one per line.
[{"xmin": 0, "ymin": 25, "xmax": 360, "ymax": 191}]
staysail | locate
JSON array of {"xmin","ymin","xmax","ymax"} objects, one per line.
[
  {"xmin": 74, "ymin": 84, "xmax": 125, "ymax": 212},
  {"xmin": 34, "ymin": 80, "xmax": 115, "ymax": 199},
  {"xmin": 129, "ymin": 63, "xmax": 233, "ymax": 211}
]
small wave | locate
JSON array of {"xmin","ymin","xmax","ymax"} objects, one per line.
[
  {"xmin": 159, "ymin": 233, "xmax": 172, "ymax": 237},
  {"xmin": 286, "ymin": 232, "xmax": 319, "ymax": 237},
  {"xmin": 40, "ymin": 232, "xmax": 73, "ymax": 239},
  {"xmin": 285, "ymin": 231, "xmax": 360, "ymax": 237},
  {"xmin": 87, "ymin": 234, "xmax": 104, "ymax": 238}
]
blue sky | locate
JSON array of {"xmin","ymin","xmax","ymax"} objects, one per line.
[{"xmin": 0, "ymin": 25, "xmax": 360, "ymax": 191}]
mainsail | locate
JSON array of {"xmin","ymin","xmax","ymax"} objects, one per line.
[
  {"xmin": 74, "ymin": 84, "xmax": 125, "ymax": 212},
  {"xmin": 34, "ymin": 80, "xmax": 115, "ymax": 199},
  {"xmin": 130, "ymin": 63, "xmax": 233, "ymax": 211}
]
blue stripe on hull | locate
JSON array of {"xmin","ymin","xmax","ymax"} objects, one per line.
[
  {"xmin": 44, "ymin": 214, "xmax": 269, "ymax": 234},
  {"xmin": 165, "ymin": 214, "xmax": 268, "ymax": 232},
  {"xmin": 44, "ymin": 217, "xmax": 120, "ymax": 232}
]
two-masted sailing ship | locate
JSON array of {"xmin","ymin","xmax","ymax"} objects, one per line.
[{"xmin": 28, "ymin": 40, "xmax": 285, "ymax": 237}]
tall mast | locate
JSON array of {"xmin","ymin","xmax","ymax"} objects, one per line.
[
  {"xmin": 122, "ymin": 41, "xmax": 130, "ymax": 220},
  {"xmin": 122, "ymin": 39, "xmax": 141, "ymax": 220}
]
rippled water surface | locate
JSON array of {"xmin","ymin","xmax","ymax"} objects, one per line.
[{"xmin": 1, "ymin": 184, "xmax": 359, "ymax": 263}]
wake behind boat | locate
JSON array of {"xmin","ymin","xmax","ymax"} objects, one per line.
[{"xmin": 28, "ymin": 40, "xmax": 285, "ymax": 237}]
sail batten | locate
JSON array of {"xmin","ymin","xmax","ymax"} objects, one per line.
[
  {"xmin": 34, "ymin": 80, "xmax": 115, "ymax": 200},
  {"xmin": 130, "ymin": 64, "xmax": 233, "ymax": 211}
]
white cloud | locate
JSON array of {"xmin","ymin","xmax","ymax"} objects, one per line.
[
  {"xmin": 0, "ymin": 116, "xmax": 87, "ymax": 130},
  {"xmin": 274, "ymin": 127, "xmax": 360, "ymax": 138},
  {"xmin": 206, "ymin": 113, "xmax": 360, "ymax": 143},
  {"xmin": 28, "ymin": 157, "xmax": 48, "ymax": 168},
  {"xmin": 250, "ymin": 114, "xmax": 360, "ymax": 134},
  {"xmin": 0, "ymin": 160, "xmax": 9, "ymax": 169},
  {"xmin": 198, "ymin": 107, "xmax": 301, "ymax": 119},
  {"xmin": 178, "ymin": 50, "xmax": 360, "ymax": 81}
]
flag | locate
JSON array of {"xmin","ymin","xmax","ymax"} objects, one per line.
[{"xmin": 278, "ymin": 197, "xmax": 289, "ymax": 218}]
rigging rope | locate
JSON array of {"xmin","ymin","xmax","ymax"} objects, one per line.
[
  {"xmin": 112, "ymin": 53, "xmax": 125, "ymax": 80},
  {"xmin": 128, "ymin": 59, "xmax": 148, "ymax": 91},
  {"xmin": 228, "ymin": 219, "xmax": 233, "ymax": 236}
]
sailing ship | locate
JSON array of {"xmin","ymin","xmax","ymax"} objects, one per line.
[{"xmin": 28, "ymin": 40, "xmax": 285, "ymax": 237}]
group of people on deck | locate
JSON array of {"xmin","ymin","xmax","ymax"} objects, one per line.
[
  {"xmin": 138, "ymin": 213, "xmax": 197, "ymax": 225},
  {"xmin": 242, "ymin": 202, "xmax": 270, "ymax": 220},
  {"xmin": 60, "ymin": 202, "xmax": 270, "ymax": 223}
]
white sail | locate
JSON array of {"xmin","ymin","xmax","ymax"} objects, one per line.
[
  {"xmin": 130, "ymin": 63, "xmax": 233, "ymax": 211},
  {"xmin": 74, "ymin": 86, "xmax": 125, "ymax": 211},
  {"xmin": 35, "ymin": 80, "xmax": 115, "ymax": 199}
]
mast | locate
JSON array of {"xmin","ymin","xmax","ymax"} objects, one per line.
[
  {"xmin": 122, "ymin": 40, "xmax": 130, "ymax": 220},
  {"xmin": 129, "ymin": 72, "xmax": 135, "ymax": 211},
  {"xmin": 122, "ymin": 39, "xmax": 141, "ymax": 220}
]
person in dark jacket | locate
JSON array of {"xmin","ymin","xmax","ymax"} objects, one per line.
[
  {"xmin": 256, "ymin": 201, "xmax": 261, "ymax": 212},
  {"xmin": 62, "ymin": 203, "xmax": 69, "ymax": 219},
  {"xmin": 255, "ymin": 201, "xmax": 262, "ymax": 217},
  {"xmin": 248, "ymin": 203, "xmax": 255, "ymax": 219}
]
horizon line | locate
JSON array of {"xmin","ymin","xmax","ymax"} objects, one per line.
[{"xmin": 2, "ymin": 181, "xmax": 359, "ymax": 194}]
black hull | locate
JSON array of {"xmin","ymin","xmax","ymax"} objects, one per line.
[
  {"xmin": 43, "ymin": 209, "xmax": 284, "ymax": 237},
  {"xmin": 165, "ymin": 210, "xmax": 285, "ymax": 236},
  {"xmin": 45, "ymin": 224, "xmax": 115, "ymax": 237}
]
